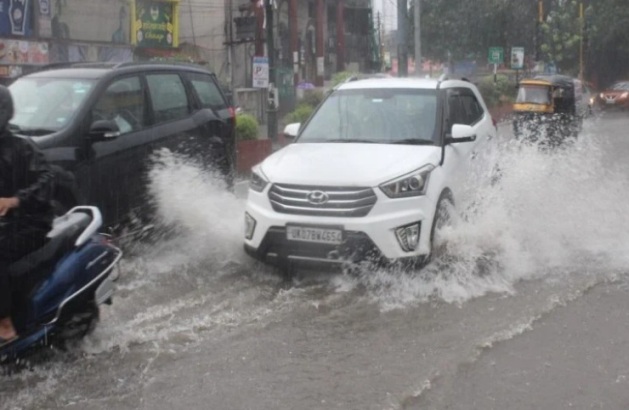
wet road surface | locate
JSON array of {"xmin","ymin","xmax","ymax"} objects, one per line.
[{"xmin": 2, "ymin": 112, "xmax": 629, "ymax": 410}]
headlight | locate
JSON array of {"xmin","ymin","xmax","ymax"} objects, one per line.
[
  {"xmin": 621, "ymin": 92, "xmax": 628, "ymax": 99},
  {"xmin": 249, "ymin": 168, "xmax": 269, "ymax": 192},
  {"xmin": 600, "ymin": 93, "xmax": 604, "ymax": 99},
  {"xmin": 380, "ymin": 166, "xmax": 434, "ymax": 198}
]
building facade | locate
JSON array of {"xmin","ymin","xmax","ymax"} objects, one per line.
[{"xmin": 0, "ymin": 0, "xmax": 379, "ymax": 96}]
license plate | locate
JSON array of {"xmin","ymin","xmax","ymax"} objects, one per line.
[
  {"xmin": 286, "ymin": 226, "xmax": 343, "ymax": 244},
  {"xmin": 606, "ymin": 99, "xmax": 616, "ymax": 104}
]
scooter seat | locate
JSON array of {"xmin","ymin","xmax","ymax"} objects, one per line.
[{"xmin": 9, "ymin": 212, "xmax": 92, "ymax": 279}]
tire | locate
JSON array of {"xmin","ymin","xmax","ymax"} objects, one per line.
[
  {"xmin": 428, "ymin": 194, "xmax": 454, "ymax": 262},
  {"xmin": 57, "ymin": 302, "xmax": 100, "ymax": 342}
]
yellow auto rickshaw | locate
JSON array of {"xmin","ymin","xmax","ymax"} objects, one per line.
[{"xmin": 512, "ymin": 75, "xmax": 587, "ymax": 145}]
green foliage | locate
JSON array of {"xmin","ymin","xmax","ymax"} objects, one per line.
[
  {"xmin": 411, "ymin": 0, "xmax": 536, "ymax": 62},
  {"xmin": 477, "ymin": 75, "xmax": 515, "ymax": 108},
  {"xmin": 235, "ymin": 113, "xmax": 259, "ymax": 141},
  {"xmin": 301, "ymin": 89, "xmax": 325, "ymax": 108},
  {"xmin": 284, "ymin": 103, "xmax": 315, "ymax": 125},
  {"xmin": 540, "ymin": 0, "xmax": 581, "ymax": 75},
  {"xmin": 332, "ymin": 71, "xmax": 359, "ymax": 87}
]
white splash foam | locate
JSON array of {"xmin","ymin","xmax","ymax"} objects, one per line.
[{"xmin": 344, "ymin": 126, "xmax": 629, "ymax": 309}]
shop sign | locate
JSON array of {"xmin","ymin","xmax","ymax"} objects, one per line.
[
  {"xmin": 0, "ymin": 39, "xmax": 48, "ymax": 64},
  {"xmin": 0, "ymin": 0, "xmax": 32, "ymax": 36},
  {"xmin": 132, "ymin": 0, "xmax": 180, "ymax": 48},
  {"xmin": 43, "ymin": 0, "xmax": 130, "ymax": 43}
]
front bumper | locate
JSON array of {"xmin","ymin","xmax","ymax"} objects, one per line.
[{"xmin": 244, "ymin": 187, "xmax": 437, "ymax": 267}]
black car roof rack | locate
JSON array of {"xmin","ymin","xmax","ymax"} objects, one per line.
[{"xmin": 36, "ymin": 60, "xmax": 210, "ymax": 72}]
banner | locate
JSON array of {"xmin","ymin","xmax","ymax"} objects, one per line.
[
  {"xmin": 43, "ymin": 0, "xmax": 130, "ymax": 43},
  {"xmin": 132, "ymin": 0, "xmax": 179, "ymax": 48},
  {"xmin": 0, "ymin": 39, "xmax": 48, "ymax": 64},
  {"xmin": 0, "ymin": 0, "xmax": 32, "ymax": 36}
]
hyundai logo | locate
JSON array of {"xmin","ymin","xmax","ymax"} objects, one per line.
[{"xmin": 307, "ymin": 190, "xmax": 329, "ymax": 205}]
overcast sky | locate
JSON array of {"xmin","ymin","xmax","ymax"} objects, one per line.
[{"xmin": 373, "ymin": 0, "xmax": 398, "ymax": 32}]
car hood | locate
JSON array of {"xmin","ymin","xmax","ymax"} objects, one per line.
[{"xmin": 259, "ymin": 143, "xmax": 441, "ymax": 186}]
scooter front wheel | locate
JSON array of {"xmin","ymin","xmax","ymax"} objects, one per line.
[{"xmin": 57, "ymin": 302, "xmax": 100, "ymax": 341}]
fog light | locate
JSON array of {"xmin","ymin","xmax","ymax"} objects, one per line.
[
  {"xmin": 395, "ymin": 222, "xmax": 421, "ymax": 252},
  {"xmin": 245, "ymin": 213, "xmax": 256, "ymax": 239}
]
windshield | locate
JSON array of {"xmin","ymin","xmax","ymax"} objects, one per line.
[
  {"xmin": 9, "ymin": 77, "xmax": 95, "ymax": 134},
  {"xmin": 298, "ymin": 88, "xmax": 438, "ymax": 144},
  {"xmin": 516, "ymin": 85, "xmax": 551, "ymax": 104},
  {"xmin": 611, "ymin": 82, "xmax": 629, "ymax": 90}
]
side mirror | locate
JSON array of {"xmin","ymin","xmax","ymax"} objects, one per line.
[
  {"xmin": 283, "ymin": 123, "xmax": 300, "ymax": 141},
  {"xmin": 89, "ymin": 120, "xmax": 120, "ymax": 141},
  {"xmin": 445, "ymin": 124, "xmax": 477, "ymax": 144}
]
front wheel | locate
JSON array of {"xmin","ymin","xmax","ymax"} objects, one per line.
[
  {"xmin": 428, "ymin": 196, "xmax": 454, "ymax": 262},
  {"xmin": 56, "ymin": 302, "xmax": 100, "ymax": 342}
]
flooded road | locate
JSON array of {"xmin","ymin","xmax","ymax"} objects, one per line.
[{"xmin": 2, "ymin": 114, "xmax": 629, "ymax": 410}]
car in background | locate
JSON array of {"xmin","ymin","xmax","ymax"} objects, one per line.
[
  {"xmin": 244, "ymin": 76, "xmax": 496, "ymax": 275},
  {"xmin": 8, "ymin": 62, "xmax": 236, "ymax": 227},
  {"xmin": 593, "ymin": 81, "xmax": 629, "ymax": 111}
]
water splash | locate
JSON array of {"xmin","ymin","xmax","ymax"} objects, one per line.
[{"xmin": 343, "ymin": 125, "xmax": 629, "ymax": 309}]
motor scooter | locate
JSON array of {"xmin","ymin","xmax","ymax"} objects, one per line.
[{"xmin": 1, "ymin": 206, "xmax": 122, "ymax": 362}]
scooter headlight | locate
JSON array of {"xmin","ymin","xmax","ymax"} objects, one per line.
[{"xmin": 380, "ymin": 166, "xmax": 434, "ymax": 198}]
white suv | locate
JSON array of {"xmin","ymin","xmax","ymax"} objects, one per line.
[{"xmin": 244, "ymin": 76, "xmax": 496, "ymax": 272}]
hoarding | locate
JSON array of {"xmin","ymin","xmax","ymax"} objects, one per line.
[
  {"xmin": 132, "ymin": 0, "xmax": 179, "ymax": 48},
  {"xmin": 0, "ymin": 0, "xmax": 32, "ymax": 37},
  {"xmin": 43, "ymin": 0, "xmax": 130, "ymax": 43}
]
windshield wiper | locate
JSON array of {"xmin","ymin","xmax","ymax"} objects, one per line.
[
  {"xmin": 389, "ymin": 138, "xmax": 435, "ymax": 145},
  {"xmin": 14, "ymin": 127, "xmax": 57, "ymax": 136}
]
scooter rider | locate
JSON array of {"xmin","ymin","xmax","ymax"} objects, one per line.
[{"xmin": 0, "ymin": 85, "xmax": 55, "ymax": 346}]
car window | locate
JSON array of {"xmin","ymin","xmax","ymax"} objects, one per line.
[
  {"xmin": 459, "ymin": 93, "xmax": 484, "ymax": 125},
  {"xmin": 146, "ymin": 73, "xmax": 190, "ymax": 123},
  {"xmin": 298, "ymin": 88, "xmax": 438, "ymax": 144},
  {"xmin": 92, "ymin": 76, "xmax": 145, "ymax": 135},
  {"xmin": 447, "ymin": 93, "xmax": 467, "ymax": 129},
  {"xmin": 187, "ymin": 73, "xmax": 227, "ymax": 110},
  {"xmin": 9, "ymin": 77, "xmax": 95, "ymax": 133}
]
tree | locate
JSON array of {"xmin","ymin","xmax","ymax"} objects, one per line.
[
  {"xmin": 409, "ymin": 0, "xmax": 536, "ymax": 65},
  {"xmin": 539, "ymin": 0, "xmax": 582, "ymax": 75}
]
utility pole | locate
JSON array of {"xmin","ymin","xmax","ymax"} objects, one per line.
[
  {"xmin": 536, "ymin": 0, "xmax": 543, "ymax": 62},
  {"xmin": 397, "ymin": 0, "xmax": 408, "ymax": 77},
  {"xmin": 265, "ymin": 0, "xmax": 278, "ymax": 141},
  {"xmin": 378, "ymin": 11, "xmax": 383, "ymax": 71},
  {"xmin": 413, "ymin": 0, "xmax": 420, "ymax": 76},
  {"xmin": 579, "ymin": 0, "xmax": 584, "ymax": 81}
]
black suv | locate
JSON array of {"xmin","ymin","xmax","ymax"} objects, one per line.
[{"xmin": 8, "ymin": 62, "xmax": 235, "ymax": 227}]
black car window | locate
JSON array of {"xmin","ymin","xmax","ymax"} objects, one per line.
[
  {"xmin": 146, "ymin": 74, "xmax": 190, "ymax": 123},
  {"xmin": 92, "ymin": 76, "xmax": 145, "ymax": 135},
  {"xmin": 447, "ymin": 93, "xmax": 466, "ymax": 130},
  {"xmin": 459, "ymin": 93, "xmax": 484, "ymax": 125},
  {"xmin": 187, "ymin": 73, "xmax": 227, "ymax": 110}
]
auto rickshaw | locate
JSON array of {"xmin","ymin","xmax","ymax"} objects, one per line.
[{"xmin": 512, "ymin": 75, "xmax": 588, "ymax": 145}]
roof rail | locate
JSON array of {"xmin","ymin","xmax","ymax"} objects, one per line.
[
  {"xmin": 113, "ymin": 60, "xmax": 208, "ymax": 70},
  {"xmin": 438, "ymin": 73, "xmax": 449, "ymax": 82}
]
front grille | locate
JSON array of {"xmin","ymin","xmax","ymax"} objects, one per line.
[{"xmin": 268, "ymin": 184, "xmax": 377, "ymax": 217}]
